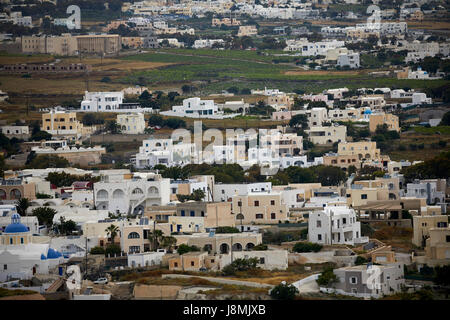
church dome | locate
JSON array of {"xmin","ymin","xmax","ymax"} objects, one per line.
[
  {"xmin": 47, "ymin": 248, "xmax": 62, "ymax": 259},
  {"xmin": 4, "ymin": 213, "xmax": 29, "ymax": 234}
]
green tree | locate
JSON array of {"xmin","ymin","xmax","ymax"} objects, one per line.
[
  {"xmin": 221, "ymin": 258, "xmax": 259, "ymax": 276},
  {"xmin": 30, "ymin": 131, "xmax": 52, "ymax": 141},
  {"xmin": 148, "ymin": 114, "xmax": 164, "ymax": 127},
  {"xmin": 105, "ymin": 224, "xmax": 119, "ymax": 244},
  {"xmin": 292, "ymin": 242, "xmax": 322, "ymax": 253},
  {"xmin": 161, "ymin": 236, "xmax": 177, "ymax": 253},
  {"xmin": 105, "ymin": 120, "xmax": 120, "ymax": 134},
  {"xmin": 26, "ymin": 155, "xmax": 70, "ymax": 169},
  {"xmin": 215, "ymin": 226, "xmax": 240, "ymax": 234},
  {"xmin": 176, "ymin": 243, "xmax": 200, "ymax": 255},
  {"xmin": 149, "ymin": 229, "xmax": 164, "ymax": 250},
  {"xmin": 90, "ymin": 246, "xmax": 106, "ymax": 254},
  {"xmin": 32, "ymin": 207, "xmax": 57, "ymax": 227},
  {"xmin": 316, "ymin": 267, "xmax": 338, "ymax": 286},
  {"xmin": 270, "ymin": 282, "xmax": 299, "ymax": 300},
  {"xmin": 15, "ymin": 198, "xmax": 30, "ymax": 216},
  {"xmin": 440, "ymin": 111, "xmax": 450, "ymax": 126},
  {"xmin": 105, "ymin": 244, "xmax": 121, "ymax": 256}
]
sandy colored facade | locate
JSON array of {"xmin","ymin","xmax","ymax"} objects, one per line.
[
  {"xmin": 75, "ymin": 34, "xmax": 121, "ymax": 54},
  {"xmin": 346, "ymin": 187, "xmax": 389, "ymax": 207},
  {"xmin": 121, "ymin": 37, "xmax": 144, "ymax": 48},
  {"xmin": 412, "ymin": 215, "xmax": 448, "ymax": 247},
  {"xmin": 323, "ymin": 153, "xmax": 360, "ymax": 169},
  {"xmin": 0, "ymin": 180, "xmax": 36, "ymax": 200},
  {"xmin": 425, "ymin": 227, "xmax": 450, "ymax": 262},
  {"xmin": 231, "ymin": 192, "xmax": 288, "ymax": 224},
  {"xmin": 369, "ymin": 113, "xmax": 400, "ymax": 133},
  {"xmin": 175, "ymin": 202, "xmax": 235, "ymax": 228},
  {"xmin": 338, "ymin": 141, "xmax": 381, "ymax": 161},
  {"xmin": 237, "ymin": 25, "xmax": 257, "ymax": 37},
  {"xmin": 41, "ymin": 111, "xmax": 84, "ymax": 136}
]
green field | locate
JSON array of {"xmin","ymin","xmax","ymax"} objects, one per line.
[{"xmin": 120, "ymin": 49, "xmax": 449, "ymax": 94}]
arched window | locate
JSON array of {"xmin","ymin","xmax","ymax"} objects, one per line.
[
  {"xmin": 10, "ymin": 189, "xmax": 21, "ymax": 199},
  {"xmin": 128, "ymin": 232, "xmax": 140, "ymax": 239},
  {"xmin": 0, "ymin": 189, "xmax": 6, "ymax": 200},
  {"xmin": 97, "ymin": 190, "xmax": 108, "ymax": 199},
  {"xmin": 246, "ymin": 243, "xmax": 255, "ymax": 250},
  {"xmin": 132, "ymin": 188, "xmax": 144, "ymax": 194},
  {"xmin": 232, "ymin": 243, "xmax": 242, "ymax": 251},
  {"xmin": 112, "ymin": 189, "xmax": 125, "ymax": 199},
  {"xmin": 148, "ymin": 186, "xmax": 159, "ymax": 195}
]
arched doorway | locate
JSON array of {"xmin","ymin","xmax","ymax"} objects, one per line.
[
  {"xmin": 220, "ymin": 243, "xmax": 229, "ymax": 254},
  {"xmin": 245, "ymin": 243, "xmax": 255, "ymax": 250},
  {"xmin": 232, "ymin": 243, "xmax": 242, "ymax": 251}
]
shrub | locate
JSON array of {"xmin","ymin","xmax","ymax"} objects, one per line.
[
  {"xmin": 215, "ymin": 226, "xmax": 240, "ymax": 234},
  {"xmin": 176, "ymin": 244, "xmax": 200, "ymax": 255},
  {"xmin": 316, "ymin": 267, "xmax": 338, "ymax": 286},
  {"xmin": 270, "ymin": 282, "xmax": 298, "ymax": 300},
  {"xmin": 105, "ymin": 244, "xmax": 121, "ymax": 256},
  {"xmin": 221, "ymin": 258, "xmax": 259, "ymax": 276},
  {"xmin": 292, "ymin": 242, "xmax": 322, "ymax": 253},
  {"xmin": 90, "ymin": 246, "xmax": 106, "ymax": 255},
  {"xmin": 355, "ymin": 256, "xmax": 368, "ymax": 265},
  {"xmin": 251, "ymin": 244, "xmax": 268, "ymax": 251}
]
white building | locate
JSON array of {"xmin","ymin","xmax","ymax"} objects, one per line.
[
  {"xmin": 117, "ymin": 113, "xmax": 146, "ymax": 134},
  {"xmin": 134, "ymin": 138, "xmax": 197, "ymax": 168},
  {"xmin": 308, "ymin": 206, "xmax": 368, "ymax": 246},
  {"xmin": 193, "ymin": 39, "xmax": 224, "ymax": 48},
  {"xmin": 213, "ymin": 182, "xmax": 272, "ymax": 202},
  {"xmin": 337, "ymin": 51, "xmax": 360, "ymax": 69},
  {"xmin": 94, "ymin": 175, "xmax": 171, "ymax": 214},
  {"xmin": 80, "ymin": 91, "xmax": 153, "ymax": 113},
  {"xmin": 128, "ymin": 250, "xmax": 166, "ymax": 268},
  {"xmin": 284, "ymin": 38, "xmax": 345, "ymax": 56}
]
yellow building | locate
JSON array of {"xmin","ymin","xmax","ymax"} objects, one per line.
[
  {"xmin": 121, "ymin": 37, "xmax": 143, "ymax": 49},
  {"xmin": 369, "ymin": 113, "xmax": 400, "ymax": 133},
  {"xmin": 237, "ymin": 25, "xmax": 257, "ymax": 37},
  {"xmin": 338, "ymin": 141, "xmax": 381, "ymax": 161},
  {"xmin": 425, "ymin": 227, "xmax": 450, "ymax": 262},
  {"xmin": 176, "ymin": 202, "xmax": 235, "ymax": 229},
  {"xmin": 346, "ymin": 187, "xmax": 389, "ymax": 207},
  {"xmin": 41, "ymin": 110, "xmax": 84, "ymax": 137},
  {"xmin": 231, "ymin": 192, "xmax": 288, "ymax": 224},
  {"xmin": 75, "ymin": 34, "xmax": 121, "ymax": 54},
  {"xmin": 412, "ymin": 215, "xmax": 448, "ymax": 247}
]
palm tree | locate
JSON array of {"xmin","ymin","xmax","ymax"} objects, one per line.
[
  {"xmin": 105, "ymin": 224, "xmax": 119, "ymax": 245},
  {"xmin": 16, "ymin": 198, "xmax": 30, "ymax": 216},
  {"xmin": 150, "ymin": 229, "xmax": 164, "ymax": 250},
  {"xmin": 161, "ymin": 236, "xmax": 177, "ymax": 253}
]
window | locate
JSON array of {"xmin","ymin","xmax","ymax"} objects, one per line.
[
  {"xmin": 254, "ymin": 201, "xmax": 259, "ymax": 207},
  {"xmin": 190, "ymin": 211, "xmax": 195, "ymax": 217},
  {"xmin": 191, "ymin": 261, "xmax": 194, "ymax": 266},
  {"xmin": 3, "ymin": 264, "xmax": 6, "ymax": 270},
  {"xmin": 238, "ymin": 201, "xmax": 242, "ymax": 207},
  {"xmin": 256, "ymin": 214, "xmax": 263, "ymax": 219},
  {"xmin": 259, "ymin": 258, "xmax": 265, "ymax": 264},
  {"xmin": 446, "ymin": 235, "xmax": 450, "ymax": 243},
  {"xmin": 174, "ymin": 262, "xmax": 178, "ymax": 267},
  {"xmin": 361, "ymin": 194, "xmax": 368, "ymax": 199},
  {"xmin": 317, "ymin": 220, "xmax": 321, "ymax": 228},
  {"xmin": 181, "ymin": 210, "xmax": 185, "ymax": 216},
  {"xmin": 318, "ymin": 234, "xmax": 322, "ymax": 241},
  {"xmin": 270, "ymin": 200, "xmax": 275, "ymax": 205},
  {"xmin": 128, "ymin": 232, "xmax": 140, "ymax": 239},
  {"xmin": 20, "ymin": 238, "xmax": 24, "ymax": 244},
  {"xmin": 201, "ymin": 211, "xmax": 205, "ymax": 217},
  {"xmin": 343, "ymin": 218, "xmax": 346, "ymax": 224},
  {"xmin": 350, "ymin": 277, "xmax": 357, "ymax": 284}
]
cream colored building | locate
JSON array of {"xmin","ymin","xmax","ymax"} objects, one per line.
[
  {"xmin": 338, "ymin": 141, "xmax": 381, "ymax": 161},
  {"xmin": 41, "ymin": 110, "xmax": 84, "ymax": 137},
  {"xmin": 346, "ymin": 186, "xmax": 389, "ymax": 207},
  {"xmin": 121, "ymin": 37, "xmax": 144, "ymax": 48},
  {"xmin": 117, "ymin": 113, "xmax": 146, "ymax": 134},
  {"xmin": 231, "ymin": 192, "xmax": 288, "ymax": 224},
  {"xmin": 237, "ymin": 25, "xmax": 257, "ymax": 37},
  {"xmin": 168, "ymin": 216, "xmax": 206, "ymax": 234},
  {"xmin": 176, "ymin": 202, "xmax": 235, "ymax": 229},
  {"xmin": 369, "ymin": 113, "xmax": 400, "ymax": 133},
  {"xmin": 266, "ymin": 94, "xmax": 294, "ymax": 111},
  {"xmin": 306, "ymin": 125, "xmax": 347, "ymax": 145},
  {"xmin": 75, "ymin": 34, "xmax": 121, "ymax": 54},
  {"xmin": 424, "ymin": 227, "xmax": 450, "ymax": 263},
  {"xmin": 412, "ymin": 215, "xmax": 448, "ymax": 247},
  {"xmin": 323, "ymin": 153, "xmax": 360, "ymax": 169}
]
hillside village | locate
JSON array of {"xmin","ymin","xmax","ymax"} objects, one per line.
[{"xmin": 0, "ymin": 0, "xmax": 449, "ymax": 302}]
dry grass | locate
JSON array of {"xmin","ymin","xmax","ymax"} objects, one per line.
[
  {"xmin": 0, "ymin": 54, "xmax": 54, "ymax": 65},
  {"xmin": 61, "ymin": 57, "xmax": 171, "ymax": 71},
  {"xmin": 284, "ymin": 69, "xmax": 364, "ymax": 76}
]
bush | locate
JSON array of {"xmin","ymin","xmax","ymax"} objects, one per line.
[
  {"xmin": 355, "ymin": 256, "xmax": 368, "ymax": 265},
  {"xmin": 90, "ymin": 246, "xmax": 106, "ymax": 255},
  {"xmin": 270, "ymin": 282, "xmax": 298, "ymax": 300},
  {"xmin": 105, "ymin": 244, "xmax": 121, "ymax": 256},
  {"xmin": 251, "ymin": 244, "xmax": 268, "ymax": 251},
  {"xmin": 215, "ymin": 226, "xmax": 240, "ymax": 234},
  {"xmin": 292, "ymin": 242, "xmax": 322, "ymax": 253},
  {"xmin": 222, "ymin": 258, "xmax": 259, "ymax": 276},
  {"xmin": 316, "ymin": 267, "xmax": 338, "ymax": 286},
  {"xmin": 176, "ymin": 244, "xmax": 200, "ymax": 255}
]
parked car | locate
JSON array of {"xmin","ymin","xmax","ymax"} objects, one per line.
[{"xmin": 93, "ymin": 277, "xmax": 108, "ymax": 284}]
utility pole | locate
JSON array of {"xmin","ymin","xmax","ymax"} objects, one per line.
[
  {"xmin": 330, "ymin": 211, "xmax": 333, "ymax": 246},
  {"xmin": 85, "ymin": 237, "xmax": 88, "ymax": 279}
]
